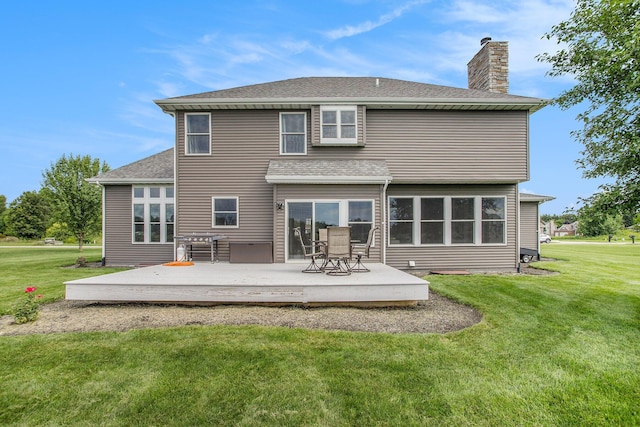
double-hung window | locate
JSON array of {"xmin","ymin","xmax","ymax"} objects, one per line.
[
  {"xmin": 133, "ymin": 186, "xmax": 174, "ymax": 244},
  {"xmin": 481, "ymin": 197, "xmax": 506, "ymax": 244},
  {"xmin": 212, "ymin": 197, "xmax": 239, "ymax": 228},
  {"xmin": 389, "ymin": 196, "xmax": 506, "ymax": 246},
  {"xmin": 389, "ymin": 197, "xmax": 414, "ymax": 244},
  {"xmin": 185, "ymin": 113, "xmax": 211, "ymax": 155},
  {"xmin": 320, "ymin": 106, "xmax": 357, "ymax": 144},
  {"xmin": 451, "ymin": 198, "xmax": 475, "ymax": 244},
  {"xmin": 421, "ymin": 198, "xmax": 444, "ymax": 244},
  {"xmin": 280, "ymin": 112, "xmax": 307, "ymax": 154}
]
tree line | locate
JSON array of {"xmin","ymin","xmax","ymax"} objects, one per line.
[{"xmin": 0, "ymin": 154, "xmax": 109, "ymax": 250}]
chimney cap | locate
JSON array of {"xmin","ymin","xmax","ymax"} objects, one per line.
[{"xmin": 480, "ymin": 37, "xmax": 492, "ymax": 45}]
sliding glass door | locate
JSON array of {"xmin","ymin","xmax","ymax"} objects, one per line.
[
  {"xmin": 286, "ymin": 200, "xmax": 373, "ymax": 261},
  {"xmin": 287, "ymin": 202, "xmax": 339, "ymax": 260}
]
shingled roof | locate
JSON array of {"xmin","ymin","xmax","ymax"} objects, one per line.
[
  {"xmin": 87, "ymin": 148, "xmax": 173, "ymax": 184},
  {"xmin": 520, "ymin": 192, "xmax": 555, "ymax": 203},
  {"xmin": 266, "ymin": 159, "xmax": 392, "ymax": 184},
  {"xmin": 155, "ymin": 77, "xmax": 544, "ymax": 112}
]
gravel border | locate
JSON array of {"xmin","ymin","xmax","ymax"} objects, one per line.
[
  {"xmin": 0, "ymin": 265, "xmax": 559, "ymax": 336},
  {"xmin": 0, "ymin": 291, "xmax": 482, "ymax": 336}
]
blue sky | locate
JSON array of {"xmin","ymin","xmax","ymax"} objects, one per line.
[{"xmin": 1, "ymin": 0, "xmax": 602, "ymax": 214}]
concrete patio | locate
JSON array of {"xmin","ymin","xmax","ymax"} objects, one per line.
[{"xmin": 65, "ymin": 262, "xmax": 429, "ymax": 306}]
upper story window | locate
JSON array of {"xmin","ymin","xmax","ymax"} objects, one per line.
[
  {"xmin": 280, "ymin": 112, "xmax": 307, "ymax": 155},
  {"xmin": 320, "ymin": 106, "xmax": 357, "ymax": 144},
  {"xmin": 133, "ymin": 186, "xmax": 174, "ymax": 244},
  {"xmin": 185, "ymin": 113, "xmax": 211, "ymax": 155}
]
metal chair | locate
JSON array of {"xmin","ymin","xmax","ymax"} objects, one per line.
[
  {"xmin": 350, "ymin": 226, "xmax": 379, "ymax": 272},
  {"xmin": 325, "ymin": 226, "xmax": 352, "ymax": 276},
  {"xmin": 293, "ymin": 227, "xmax": 325, "ymax": 273}
]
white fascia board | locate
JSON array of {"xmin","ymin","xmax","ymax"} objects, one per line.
[
  {"xmin": 266, "ymin": 175, "xmax": 393, "ymax": 184},
  {"xmin": 520, "ymin": 194, "xmax": 556, "ymax": 203},
  {"xmin": 155, "ymin": 97, "xmax": 546, "ymax": 112}
]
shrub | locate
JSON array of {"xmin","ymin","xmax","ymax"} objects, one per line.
[{"xmin": 13, "ymin": 287, "xmax": 42, "ymax": 324}]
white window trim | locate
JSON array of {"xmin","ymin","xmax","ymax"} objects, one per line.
[
  {"xmin": 320, "ymin": 105, "xmax": 357, "ymax": 144},
  {"xmin": 279, "ymin": 112, "xmax": 307, "ymax": 155},
  {"xmin": 132, "ymin": 186, "xmax": 174, "ymax": 244},
  {"xmin": 185, "ymin": 112, "xmax": 211, "ymax": 156},
  {"xmin": 388, "ymin": 196, "xmax": 507, "ymax": 247},
  {"xmin": 211, "ymin": 196, "xmax": 240, "ymax": 229}
]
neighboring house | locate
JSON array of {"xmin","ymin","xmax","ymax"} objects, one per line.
[
  {"xmin": 554, "ymin": 221, "xmax": 578, "ymax": 237},
  {"xmin": 92, "ymin": 39, "xmax": 550, "ymax": 272}
]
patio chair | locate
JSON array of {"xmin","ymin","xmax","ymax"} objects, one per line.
[
  {"xmin": 350, "ymin": 226, "xmax": 379, "ymax": 273},
  {"xmin": 293, "ymin": 227, "xmax": 325, "ymax": 273},
  {"xmin": 325, "ymin": 226, "xmax": 352, "ymax": 276},
  {"xmin": 317, "ymin": 228, "xmax": 328, "ymax": 258}
]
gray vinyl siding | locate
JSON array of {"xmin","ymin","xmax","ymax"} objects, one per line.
[
  {"xmin": 103, "ymin": 185, "xmax": 174, "ymax": 266},
  {"xmin": 306, "ymin": 109, "xmax": 529, "ymax": 183},
  {"xmin": 386, "ymin": 184, "xmax": 519, "ymax": 271},
  {"xmin": 176, "ymin": 110, "xmax": 278, "ymax": 261},
  {"xmin": 272, "ymin": 184, "xmax": 382, "ymax": 263},
  {"xmin": 173, "ymin": 108, "xmax": 528, "ymax": 266},
  {"xmin": 520, "ymin": 201, "xmax": 539, "ymax": 252}
]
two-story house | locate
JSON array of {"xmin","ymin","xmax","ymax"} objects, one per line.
[{"xmin": 92, "ymin": 39, "xmax": 546, "ymax": 272}]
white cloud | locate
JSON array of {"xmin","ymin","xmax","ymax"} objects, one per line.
[{"xmin": 324, "ymin": 0, "xmax": 430, "ymax": 40}]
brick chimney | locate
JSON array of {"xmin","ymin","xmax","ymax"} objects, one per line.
[{"xmin": 467, "ymin": 38, "xmax": 509, "ymax": 94}]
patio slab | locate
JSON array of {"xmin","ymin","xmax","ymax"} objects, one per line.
[{"xmin": 65, "ymin": 262, "xmax": 429, "ymax": 305}]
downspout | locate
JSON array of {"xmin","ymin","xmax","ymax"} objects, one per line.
[
  {"xmin": 516, "ymin": 187, "xmax": 521, "ymax": 273},
  {"xmin": 382, "ymin": 179, "xmax": 390, "ymax": 265}
]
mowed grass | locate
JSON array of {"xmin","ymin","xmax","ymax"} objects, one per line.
[
  {"xmin": 0, "ymin": 247, "xmax": 127, "ymax": 315},
  {"xmin": 1, "ymin": 244, "xmax": 639, "ymax": 426}
]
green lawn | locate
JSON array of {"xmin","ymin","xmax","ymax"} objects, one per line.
[
  {"xmin": 1, "ymin": 244, "xmax": 639, "ymax": 426},
  {"xmin": 0, "ymin": 247, "xmax": 127, "ymax": 315}
]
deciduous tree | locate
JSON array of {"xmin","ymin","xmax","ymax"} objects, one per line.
[
  {"xmin": 42, "ymin": 154, "xmax": 109, "ymax": 251},
  {"xmin": 5, "ymin": 191, "xmax": 50, "ymax": 239},
  {"xmin": 0, "ymin": 195, "xmax": 6, "ymax": 235},
  {"xmin": 537, "ymin": 0, "xmax": 640, "ymax": 214}
]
